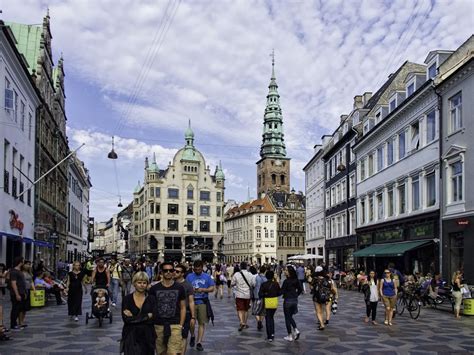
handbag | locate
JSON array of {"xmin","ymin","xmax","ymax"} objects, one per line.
[{"xmin": 264, "ymin": 297, "xmax": 278, "ymax": 309}]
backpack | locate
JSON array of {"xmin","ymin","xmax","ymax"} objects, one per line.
[{"xmin": 313, "ymin": 278, "xmax": 331, "ymax": 303}]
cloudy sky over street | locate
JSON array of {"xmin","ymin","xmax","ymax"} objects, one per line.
[{"xmin": 3, "ymin": 0, "xmax": 473, "ymax": 221}]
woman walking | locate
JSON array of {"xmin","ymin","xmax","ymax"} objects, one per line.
[
  {"xmin": 312, "ymin": 270, "xmax": 336, "ymax": 331},
  {"xmin": 362, "ymin": 270, "xmax": 379, "ymax": 325},
  {"xmin": 281, "ymin": 266, "xmax": 302, "ymax": 341},
  {"xmin": 258, "ymin": 270, "xmax": 280, "ymax": 342},
  {"xmin": 213, "ymin": 264, "xmax": 224, "ymax": 299},
  {"xmin": 379, "ymin": 269, "xmax": 397, "ymax": 326},
  {"xmin": 452, "ymin": 270, "xmax": 463, "ymax": 319},
  {"xmin": 66, "ymin": 261, "xmax": 86, "ymax": 321},
  {"xmin": 121, "ymin": 272, "xmax": 156, "ymax": 355}
]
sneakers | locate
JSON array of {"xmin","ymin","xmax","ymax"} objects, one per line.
[
  {"xmin": 293, "ymin": 328, "xmax": 300, "ymax": 340},
  {"xmin": 190, "ymin": 336, "xmax": 196, "ymax": 347},
  {"xmin": 11, "ymin": 326, "xmax": 22, "ymax": 331},
  {"xmin": 384, "ymin": 320, "xmax": 389, "ymax": 325},
  {"xmin": 283, "ymin": 335, "xmax": 294, "ymax": 342},
  {"xmin": 196, "ymin": 343, "xmax": 204, "ymax": 351},
  {"xmin": 74, "ymin": 316, "xmax": 79, "ymax": 322}
]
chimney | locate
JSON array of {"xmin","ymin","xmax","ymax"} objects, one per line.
[
  {"xmin": 353, "ymin": 95, "xmax": 364, "ymax": 109},
  {"xmin": 363, "ymin": 92, "xmax": 372, "ymax": 106},
  {"xmin": 340, "ymin": 114, "xmax": 348, "ymax": 123}
]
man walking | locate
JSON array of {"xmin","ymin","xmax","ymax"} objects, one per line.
[
  {"xmin": 149, "ymin": 262, "xmax": 186, "ymax": 355},
  {"xmin": 231, "ymin": 261, "xmax": 256, "ymax": 331},
  {"xmin": 175, "ymin": 264, "xmax": 196, "ymax": 354},
  {"xmin": 108, "ymin": 258, "xmax": 122, "ymax": 306},
  {"xmin": 121, "ymin": 258, "xmax": 134, "ymax": 296},
  {"xmin": 186, "ymin": 260, "xmax": 215, "ymax": 352},
  {"xmin": 9, "ymin": 256, "xmax": 27, "ymax": 330}
]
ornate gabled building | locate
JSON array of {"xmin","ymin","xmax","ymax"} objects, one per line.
[
  {"xmin": 9, "ymin": 13, "xmax": 70, "ymax": 268},
  {"xmin": 256, "ymin": 56, "xmax": 305, "ymax": 263},
  {"xmin": 132, "ymin": 124, "xmax": 225, "ymax": 262}
]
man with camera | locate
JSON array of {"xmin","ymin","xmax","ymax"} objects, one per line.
[{"xmin": 185, "ymin": 260, "xmax": 215, "ymax": 352}]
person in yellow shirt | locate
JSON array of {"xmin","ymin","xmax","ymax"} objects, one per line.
[{"xmin": 109, "ymin": 259, "xmax": 122, "ymax": 307}]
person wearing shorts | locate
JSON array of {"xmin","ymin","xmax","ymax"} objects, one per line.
[
  {"xmin": 379, "ymin": 269, "xmax": 397, "ymax": 326},
  {"xmin": 231, "ymin": 262, "xmax": 256, "ymax": 331}
]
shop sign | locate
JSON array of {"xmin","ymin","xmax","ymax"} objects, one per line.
[
  {"xmin": 409, "ymin": 223, "xmax": 434, "ymax": 239},
  {"xmin": 375, "ymin": 229, "xmax": 402, "ymax": 243},
  {"xmin": 9, "ymin": 210, "xmax": 24, "ymax": 236},
  {"xmin": 457, "ymin": 219, "xmax": 469, "ymax": 226}
]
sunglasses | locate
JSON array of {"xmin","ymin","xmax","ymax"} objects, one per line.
[
  {"xmin": 175, "ymin": 270, "xmax": 183, "ymax": 274},
  {"xmin": 162, "ymin": 269, "xmax": 175, "ymax": 273}
]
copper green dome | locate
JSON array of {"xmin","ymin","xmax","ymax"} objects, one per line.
[{"xmin": 148, "ymin": 153, "xmax": 159, "ymax": 173}]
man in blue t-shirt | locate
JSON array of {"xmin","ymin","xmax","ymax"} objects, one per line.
[{"xmin": 185, "ymin": 260, "xmax": 215, "ymax": 352}]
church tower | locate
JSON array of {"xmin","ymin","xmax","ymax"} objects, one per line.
[{"xmin": 256, "ymin": 52, "xmax": 290, "ymax": 197}]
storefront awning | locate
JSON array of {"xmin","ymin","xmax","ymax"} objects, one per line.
[{"xmin": 354, "ymin": 240, "xmax": 432, "ymax": 257}]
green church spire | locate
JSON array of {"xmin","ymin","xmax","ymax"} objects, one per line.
[{"xmin": 260, "ymin": 50, "xmax": 287, "ymax": 159}]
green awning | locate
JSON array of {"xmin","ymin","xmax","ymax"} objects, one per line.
[{"xmin": 353, "ymin": 240, "xmax": 432, "ymax": 257}]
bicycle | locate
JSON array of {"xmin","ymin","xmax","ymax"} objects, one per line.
[{"xmin": 396, "ymin": 286, "xmax": 421, "ymax": 320}]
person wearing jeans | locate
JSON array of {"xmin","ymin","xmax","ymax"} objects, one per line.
[
  {"xmin": 109, "ymin": 259, "xmax": 122, "ymax": 307},
  {"xmin": 362, "ymin": 271, "xmax": 379, "ymax": 325},
  {"xmin": 121, "ymin": 259, "xmax": 134, "ymax": 296},
  {"xmin": 281, "ymin": 266, "xmax": 302, "ymax": 341},
  {"xmin": 258, "ymin": 270, "xmax": 281, "ymax": 342},
  {"xmin": 9, "ymin": 257, "xmax": 27, "ymax": 330}
]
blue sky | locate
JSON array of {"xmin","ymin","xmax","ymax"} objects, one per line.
[{"xmin": 3, "ymin": 0, "xmax": 473, "ymax": 221}]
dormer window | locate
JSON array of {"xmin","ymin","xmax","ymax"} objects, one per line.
[
  {"xmin": 407, "ymin": 82, "xmax": 415, "ymax": 96},
  {"xmin": 389, "ymin": 98, "xmax": 396, "ymax": 112},
  {"xmin": 428, "ymin": 63, "xmax": 437, "ymax": 79}
]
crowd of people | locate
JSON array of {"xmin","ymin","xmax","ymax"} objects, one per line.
[{"xmin": 0, "ymin": 255, "xmax": 470, "ymax": 352}]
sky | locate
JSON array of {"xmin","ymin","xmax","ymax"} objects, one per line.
[{"xmin": 3, "ymin": 0, "xmax": 473, "ymax": 222}]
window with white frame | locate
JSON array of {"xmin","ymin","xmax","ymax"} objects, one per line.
[
  {"xmin": 336, "ymin": 183, "xmax": 341, "ymax": 204},
  {"xmin": 377, "ymin": 192, "xmax": 384, "ymax": 220},
  {"xmin": 349, "ymin": 174, "xmax": 355, "ymax": 197},
  {"xmin": 350, "ymin": 209, "xmax": 356, "ymax": 234},
  {"xmin": 377, "ymin": 146, "xmax": 384, "ymax": 172},
  {"xmin": 326, "ymin": 190, "xmax": 330, "ymax": 208},
  {"xmin": 331, "ymin": 186, "xmax": 336, "ymax": 206},
  {"xmin": 360, "ymin": 159, "xmax": 366, "ymax": 180},
  {"xmin": 326, "ymin": 218, "xmax": 331, "ymax": 238},
  {"xmin": 412, "ymin": 177, "xmax": 420, "ymax": 211},
  {"xmin": 426, "ymin": 111, "xmax": 436, "ymax": 143},
  {"xmin": 368, "ymin": 154, "xmax": 374, "ymax": 176},
  {"xmin": 411, "ymin": 121, "xmax": 420, "ymax": 151},
  {"xmin": 389, "ymin": 97, "xmax": 396, "ymax": 112},
  {"xmin": 336, "ymin": 215, "xmax": 342, "ymax": 237},
  {"xmin": 451, "ymin": 161, "xmax": 463, "ymax": 202},
  {"xmin": 350, "ymin": 139, "xmax": 355, "ymax": 162},
  {"xmin": 428, "ymin": 63, "xmax": 436, "ymax": 79},
  {"xmin": 398, "ymin": 184, "xmax": 406, "ymax": 214},
  {"xmin": 265, "ymin": 215, "xmax": 268, "ymax": 223},
  {"xmin": 341, "ymin": 179, "xmax": 346, "ymax": 201},
  {"xmin": 387, "ymin": 138, "xmax": 394, "ymax": 166},
  {"xmin": 4, "ymin": 78, "xmax": 13, "ymax": 112},
  {"xmin": 449, "ymin": 92, "xmax": 462, "ymax": 133},
  {"xmin": 407, "ymin": 82, "xmax": 415, "ymax": 96},
  {"xmin": 331, "ymin": 218, "xmax": 336, "ymax": 238},
  {"xmin": 426, "ymin": 172, "xmax": 436, "ymax": 207},
  {"xmin": 360, "ymin": 199, "xmax": 366, "ymax": 224},
  {"xmin": 399, "ymin": 131, "xmax": 406, "ymax": 159},
  {"xmin": 368, "ymin": 195, "xmax": 374, "ymax": 222},
  {"xmin": 387, "ymin": 188, "xmax": 394, "ymax": 217}
]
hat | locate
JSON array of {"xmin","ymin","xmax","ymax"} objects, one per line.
[{"xmin": 315, "ymin": 266, "xmax": 323, "ymax": 272}]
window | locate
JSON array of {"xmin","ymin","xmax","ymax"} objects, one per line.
[
  {"xmin": 412, "ymin": 177, "xmax": 420, "ymax": 211},
  {"xmin": 426, "ymin": 111, "xmax": 436, "ymax": 142},
  {"xmin": 155, "ymin": 187, "xmax": 161, "ymax": 197},
  {"xmin": 399, "ymin": 131, "xmax": 406, "ymax": 159},
  {"xmin": 28, "ymin": 113, "xmax": 32, "ymax": 140},
  {"xmin": 336, "ymin": 183, "xmax": 341, "ymax": 204},
  {"xmin": 216, "ymin": 206, "xmax": 221, "ymax": 217},
  {"xmin": 187, "ymin": 187, "xmax": 194, "ymax": 199},
  {"xmin": 449, "ymin": 93, "xmax": 462, "ymax": 132},
  {"xmin": 377, "ymin": 146, "xmax": 384, "ymax": 171},
  {"xmin": 200, "ymin": 191, "xmax": 210, "ymax": 201},
  {"xmin": 326, "ymin": 190, "xmax": 330, "ymax": 208},
  {"xmin": 389, "ymin": 98, "xmax": 396, "ymax": 112},
  {"xmin": 398, "ymin": 184, "xmax": 406, "ymax": 214},
  {"xmin": 200, "ymin": 205, "xmax": 210, "ymax": 216},
  {"xmin": 150, "ymin": 219, "xmax": 154, "ymax": 230},
  {"xmin": 368, "ymin": 154, "xmax": 374, "ymax": 176},
  {"xmin": 377, "ymin": 193, "xmax": 384, "ymax": 220},
  {"xmin": 387, "ymin": 188, "xmax": 394, "ymax": 217},
  {"xmin": 168, "ymin": 219, "xmax": 179, "ymax": 231},
  {"xmin": 216, "ymin": 222, "xmax": 221, "ymax": 233},
  {"xmin": 186, "ymin": 220, "xmax": 193, "ymax": 231},
  {"xmin": 20, "ymin": 101, "xmax": 25, "ymax": 131},
  {"xmin": 271, "ymin": 174, "xmax": 276, "ymax": 184},
  {"xmin": 150, "ymin": 187, "xmax": 155, "ymax": 197},
  {"xmin": 349, "ymin": 174, "xmax": 355, "ymax": 197},
  {"xmin": 360, "ymin": 199, "xmax": 366, "ymax": 224},
  {"xmin": 150, "ymin": 202, "xmax": 155, "ymax": 214},
  {"xmin": 216, "ymin": 191, "xmax": 222, "ymax": 202},
  {"xmin": 428, "ymin": 63, "xmax": 436, "ymax": 79},
  {"xmin": 168, "ymin": 204, "xmax": 179, "ymax": 214},
  {"xmin": 369, "ymin": 195, "xmax": 374, "ymax": 222},
  {"xmin": 350, "ymin": 209, "xmax": 356, "ymax": 234},
  {"xmin": 256, "ymin": 229, "xmax": 261, "ymax": 239},
  {"xmin": 411, "ymin": 121, "xmax": 420, "ymax": 151},
  {"xmin": 387, "ymin": 139, "xmax": 394, "ymax": 166},
  {"xmin": 336, "ymin": 215, "xmax": 342, "ymax": 237},
  {"xmin": 264, "ymin": 215, "xmax": 268, "ymax": 223},
  {"xmin": 407, "ymin": 82, "xmax": 415, "ymax": 96},
  {"xmin": 4, "ymin": 78, "xmax": 13, "ymax": 111},
  {"xmin": 168, "ymin": 188, "xmax": 178, "ymax": 199},
  {"xmin": 360, "ymin": 159, "xmax": 366, "ymax": 180},
  {"xmin": 451, "ymin": 161, "xmax": 463, "ymax": 202},
  {"xmin": 257, "ymin": 215, "xmax": 261, "ymax": 223},
  {"xmin": 331, "ymin": 187, "xmax": 336, "ymax": 206},
  {"xmin": 270, "ymin": 215, "xmax": 274, "ymax": 223},
  {"xmin": 200, "ymin": 221, "xmax": 210, "ymax": 232},
  {"xmin": 426, "ymin": 173, "xmax": 436, "ymax": 207}
]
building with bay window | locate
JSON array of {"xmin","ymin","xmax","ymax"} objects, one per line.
[{"xmin": 132, "ymin": 124, "xmax": 225, "ymax": 262}]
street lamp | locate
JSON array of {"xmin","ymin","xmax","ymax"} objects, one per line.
[
  {"xmin": 117, "ymin": 196, "xmax": 123, "ymax": 208},
  {"xmin": 107, "ymin": 136, "xmax": 118, "ymax": 159}
]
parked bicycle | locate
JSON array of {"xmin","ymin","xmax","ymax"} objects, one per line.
[{"xmin": 396, "ymin": 285, "xmax": 422, "ymax": 320}]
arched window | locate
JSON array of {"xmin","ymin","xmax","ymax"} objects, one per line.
[
  {"xmin": 271, "ymin": 174, "xmax": 276, "ymax": 184},
  {"xmin": 280, "ymin": 175, "xmax": 285, "ymax": 184}
]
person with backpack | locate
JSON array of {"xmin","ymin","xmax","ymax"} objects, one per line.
[
  {"xmin": 252, "ymin": 266, "xmax": 267, "ymax": 330},
  {"xmin": 312, "ymin": 270, "xmax": 337, "ymax": 330},
  {"xmin": 281, "ymin": 266, "xmax": 302, "ymax": 341},
  {"xmin": 258, "ymin": 270, "xmax": 281, "ymax": 342}
]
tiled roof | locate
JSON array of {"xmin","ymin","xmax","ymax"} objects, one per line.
[{"xmin": 225, "ymin": 195, "xmax": 276, "ymax": 220}]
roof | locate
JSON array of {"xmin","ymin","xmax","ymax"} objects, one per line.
[
  {"xmin": 269, "ymin": 191, "xmax": 306, "ymax": 209},
  {"xmin": 7, "ymin": 22, "xmax": 42, "ymax": 75},
  {"xmin": 225, "ymin": 195, "xmax": 276, "ymax": 221}
]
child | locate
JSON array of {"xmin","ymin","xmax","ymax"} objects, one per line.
[{"xmin": 95, "ymin": 289, "xmax": 107, "ymax": 310}]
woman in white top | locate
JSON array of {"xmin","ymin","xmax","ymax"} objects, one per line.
[{"xmin": 362, "ymin": 270, "xmax": 379, "ymax": 325}]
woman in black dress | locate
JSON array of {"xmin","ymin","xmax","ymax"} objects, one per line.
[
  {"xmin": 66, "ymin": 261, "xmax": 86, "ymax": 321},
  {"xmin": 121, "ymin": 271, "xmax": 156, "ymax": 355}
]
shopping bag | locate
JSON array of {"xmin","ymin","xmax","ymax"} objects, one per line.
[{"xmin": 264, "ymin": 297, "xmax": 278, "ymax": 309}]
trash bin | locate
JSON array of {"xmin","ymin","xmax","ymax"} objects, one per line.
[
  {"xmin": 463, "ymin": 298, "xmax": 474, "ymax": 316},
  {"xmin": 30, "ymin": 289, "xmax": 45, "ymax": 307}
]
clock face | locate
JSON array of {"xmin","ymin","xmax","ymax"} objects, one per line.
[{"xmin": 275, "ymin": 160, "xmax": 283, "ymax": 166}]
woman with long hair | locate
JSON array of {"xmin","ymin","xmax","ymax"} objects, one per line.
[
  {"xmin": 362, "ymin": 270, "xmax": 379, "ymax": 324},
  {"xmin": 281, "ymin": 266, "xmax": 302, "ymax": 341},
  {"xmin": 66, "ymin": 261, "xmax": 86, "ymax": 321},
  {"xmin": 121, "ymin": 272, "xmax": 156, "ymax": 355},
  {"xmin": 213, "ymin": 264, "xmax": 224, "ymax": 299},
  {"xmin": 452, "ymin": 270, "xmax": 463, "ymax": 319},
  {"xmin": 379, "ymin": 269, "xmax": 397, "ymax": 326},
  {"xmin": 258, "ymin": 270, "xmax": 280, "ymax": 342}
]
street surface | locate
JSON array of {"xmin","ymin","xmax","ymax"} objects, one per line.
[{"xmin": 1, "ymin": 288, "xmax": 473, "ymax": 354}]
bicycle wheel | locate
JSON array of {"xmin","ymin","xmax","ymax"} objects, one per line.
[
  {"xmin": 397, "ymin": 296, "xmax": 406, "ymax": 315},
  {"xmin": 408, "ymin": 297, "xmax": 421, "ymax": 320}
]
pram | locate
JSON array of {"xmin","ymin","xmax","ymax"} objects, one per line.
[{"xmin": 85, "ymin": 286, "xmax": 113, "ymax": 327}]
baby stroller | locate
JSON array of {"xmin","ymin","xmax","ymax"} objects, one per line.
[{"xmin": 85, "ymin": 286, "xmax": 113, "ymax": 327}]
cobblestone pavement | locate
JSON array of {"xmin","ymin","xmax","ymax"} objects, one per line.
[{"xmin": 1, "ymin": 287, "xmax": 473, "ymax": 355}]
